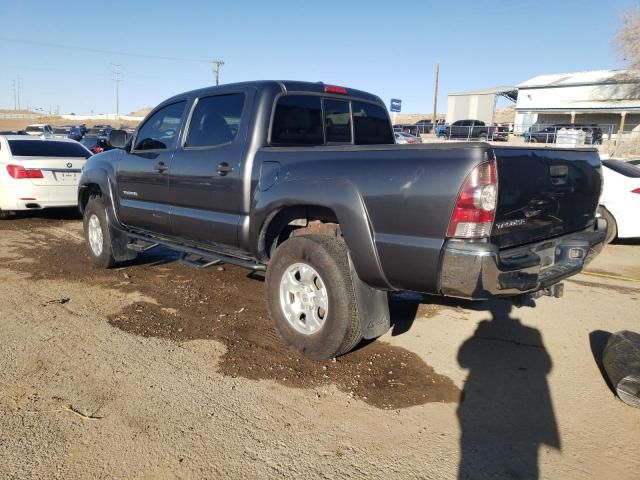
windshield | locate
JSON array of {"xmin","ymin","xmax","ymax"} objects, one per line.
[{"xmin": 8, "ymin": 140, "xmax": 91, "ymax": 158}]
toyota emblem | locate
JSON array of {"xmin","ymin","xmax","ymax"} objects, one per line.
[{"xmin": 67, "ymin": 162, "xmax": 72, "ymax": 168}]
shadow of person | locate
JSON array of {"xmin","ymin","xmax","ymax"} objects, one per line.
[{"xmin": 457, "ymin": 300, "xmax": 561, "ymax": 480}]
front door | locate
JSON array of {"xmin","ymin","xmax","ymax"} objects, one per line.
[
  {"xmin": 115, "ymin": 100, "xmax": 187, "ymax": 234},
  {"xmin": 169, "ymin": 90, "xmax": 252, "ymax": 247}
]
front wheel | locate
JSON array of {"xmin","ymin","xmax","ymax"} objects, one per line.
[
  {"xmin": 266, "ymin": 235, "xmax": 363, "ymax": 360},
  {"xmin": 83, "ymin": 194, "xmax": 120, "ymax": 268}
]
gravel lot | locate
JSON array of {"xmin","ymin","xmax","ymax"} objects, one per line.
[{"xmin": 0, "ymin": 210, "xmax": 638, "ymax": 479}]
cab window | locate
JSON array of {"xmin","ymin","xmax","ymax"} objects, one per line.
[
  {"xmin": 134, "ymin": 101, "xmax": 186, "ymax": 151},
  {"xmin": 185, "ymin": 94, "xmax": 245, "ymax": 148}
]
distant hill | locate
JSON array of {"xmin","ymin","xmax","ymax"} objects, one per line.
[{"xmin": 129, "ymin": 107, "xmax": 152, "ymax": 117}]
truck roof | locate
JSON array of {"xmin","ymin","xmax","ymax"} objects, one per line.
[{"xmin": 163, "ymin": 80, "xmax": 383, "ymax": 106}]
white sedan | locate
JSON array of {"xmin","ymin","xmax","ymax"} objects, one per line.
[
  {"xmin": 598, "ymin": 159, "xmax": 640, "ymax": 243},
  {"xmin": 0, "ymin": 135, "xmax": 91, "ymax": 219}
]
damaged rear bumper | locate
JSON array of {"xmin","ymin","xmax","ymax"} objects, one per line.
[{"xmin": 439, "ymin": 221, "xmax": 607, "ymax": 300}]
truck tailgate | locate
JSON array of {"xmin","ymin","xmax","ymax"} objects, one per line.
[{"xmin": 491, "ymin": 147, "xmax": 602, "ymax": 249}]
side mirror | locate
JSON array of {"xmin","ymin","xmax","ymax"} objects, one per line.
[{"xmin": 108, "ymin": 129, "xmax": 129, "ymax": 149}]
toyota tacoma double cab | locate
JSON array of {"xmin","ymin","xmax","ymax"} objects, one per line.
[{"xmin": 78, "ymin": 80, "xmax": 606, "ymax": 360}]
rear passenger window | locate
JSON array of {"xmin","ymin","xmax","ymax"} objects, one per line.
[
  {"xmin": 271, "ymin": 96, "xmax": 324, "ymax": 146},
  {"xmin": 352, "ymin": 101, "xmax": 394, "ymax": 145},
  {"xmin": 134, "ymin": 101, "xmax": 186, "ymax": 151},
  {"xmin": 324, "ymin": 99, "xmax": 351, "ymax": 143},
  {"xmin": 185, "ymin": 94, "xmax": 245, "ymax": 148}
]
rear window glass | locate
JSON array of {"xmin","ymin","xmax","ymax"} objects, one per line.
[
  {"xmin": 352, "ymin": 101, "xmax": 394, "ymax": 145},
  {"xmin": 54, "ymin": 128, "xmax": 69, "ymax": 134},
  {"xmin": 8, "ymin": 140, "xmax": 90, "ymax": 158},
  {"xmin": 323, "ymin": 99, "xmax": 351, "ymax": 143},
  {"xmin": 603, "ymin": 159, "xmax": 640, "ymax": 178},
  {"xmin": 271, "ymin": 95, "xmax": 324, "ymax": 146},
  {"xmin": 26, "ymin": 126, "xmax": 44, "ymax": 132}
]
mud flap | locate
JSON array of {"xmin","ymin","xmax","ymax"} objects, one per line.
[
  {"xmin": 105, "ymin": 201, "xmax": 137, "ymax": 263},
  {"xmin": 348, "ymin": 254, "xmax": 390, "ymax": 339}
]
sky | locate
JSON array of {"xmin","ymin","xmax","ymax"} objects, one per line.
[{"xmin": 0, "ymin": 0, "xmax": 637, "ymax": 115}]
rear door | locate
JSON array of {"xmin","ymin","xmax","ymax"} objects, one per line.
[
  {"xmin": 115, "ymin": 100, "xmax": 187, "ymax": 235},
  {"xmin": 490, "ymin": 147, "xmax": 602, "ymax": 249},
  {"xmin": 169, "ymin": 88, "xmax": 254, "ymax": 247},
  {"xmin": 7, "ymin": 139, "xmax": 90, "ymax": 186}
]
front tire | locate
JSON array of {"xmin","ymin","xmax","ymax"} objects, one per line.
[
  {"xmin": 83, "ymin": 194, "xmax": 119, "ymax": 268},
  {"xmin": 266, "ymin": 235, "xmax": 363, "ymax": 360}
]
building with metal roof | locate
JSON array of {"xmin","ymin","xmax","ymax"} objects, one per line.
[{"xmin": 514, "ymin": 69, "xmax": 640, "ymax": 134}]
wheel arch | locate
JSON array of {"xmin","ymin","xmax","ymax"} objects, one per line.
[{"xmin": 252, "ymin": 179, "xmax": 391, "ymax": 289}]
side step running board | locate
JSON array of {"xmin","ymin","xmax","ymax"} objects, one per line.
[
  {"xmin": 179, "ymin": 253, "xmax": 222, "ymax": 269},
  {"xmin": 126, "ymin": 232, "xmax": 266, "ymax": 272}
]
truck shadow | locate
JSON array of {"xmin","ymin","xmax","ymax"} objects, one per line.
[{"xmin": 456, "ymin": 300, "xmax": 560, "ymax": 480}]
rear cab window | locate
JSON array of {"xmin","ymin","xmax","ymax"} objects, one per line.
[
  {"xmin": 270, "ymin": 94, "xmax": 393, "ymax": 146},
  {"xmin": 8, "ymin": 140, "xmax": 91, "ymax": 158}
]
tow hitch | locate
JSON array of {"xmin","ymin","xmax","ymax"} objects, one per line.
[{"xmin": 532, "ymin": 283, "xmax": 564, "ymax": 299}]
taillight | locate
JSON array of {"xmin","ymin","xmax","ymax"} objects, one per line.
[
  {"xmin": 324, "ymin": 85, "xmax": 348, "ymax": 95},
  {"xmin": 447, "ymin": 160, "xmax": 498, "ymax": 238},
  {"xmin": 632, "ymin": 188, "xmax": 640, "ymax": 194},
  {"xmin": 92, "ymin": 146, "xmax": 104, "ymax": 153},
  {"xmin": 6, "ymin": 165, "xmax": 44, "ymax": 179}
]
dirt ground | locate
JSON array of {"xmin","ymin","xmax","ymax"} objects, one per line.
[{"xmin": 0, "ymin": 211, "xmax": 638, "ymax": 479}]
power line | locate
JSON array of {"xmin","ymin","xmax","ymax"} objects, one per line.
[
  {"xmin": 211, "ymin": 59, "xmax": 225, "ymax": 86},
  {"xmin": 0, "ymin": 36, "xmax": 211, "ymax": 64},
  {"xmin": 111, "ymin": 64, "xmax": 122, "ymax": 118}
]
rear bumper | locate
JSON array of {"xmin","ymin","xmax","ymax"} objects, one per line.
[{"xmin": 439, "ymin": 221, "xmax": 607, "ymax": 299}]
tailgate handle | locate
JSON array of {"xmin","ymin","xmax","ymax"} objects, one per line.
[{"xmin": 550, "ymin": 165, "xmax": 569, "ymax": 185}]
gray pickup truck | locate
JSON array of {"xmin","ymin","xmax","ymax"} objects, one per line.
[{"xmin": 78, "ymin": 80, "xmax": 606, "ymax": 360}]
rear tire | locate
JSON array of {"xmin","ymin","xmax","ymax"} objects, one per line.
[
  {"xmin": 478, "ymin": 133, "xmax": 488, "ymax": 141},
  {"xmin": 266, "ymin": 235, "xmax": 363, "ymax": 360},
  {"xmin": 597, "ymin": 206, "xmax": 617, "ymax": 244},
  {"xmin": 83, "ymin": 194, "xmax": 119, "ymax": 268}
]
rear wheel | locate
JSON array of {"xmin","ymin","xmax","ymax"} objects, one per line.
[
  {"xmin": 83, "ymin": 194, "xmax": 119, "ymax": 268},
  {"xmin": 266, "ymin": 235, "xmax": 363, "ymax": 360},
  {"xmin": 529, "ymin": 137, "xmax": 538, "ymax": 143},
  {"xmin": 478, "ymin": 133, "xmax": 488, "ymax": 141},
  {"xmin": 597, "ymin": 206, "xmax": 617, "ymax": 244}
]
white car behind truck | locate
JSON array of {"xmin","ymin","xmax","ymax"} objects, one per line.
[
  {"xmin": 0, "ymin": 135, "xmax": 91, "ymax": 219},
  {"xmin": 598, "ymin": 159, "xmax": 640, "ymax": 243}
]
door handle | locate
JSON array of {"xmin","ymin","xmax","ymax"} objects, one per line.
[
  {"xmin": 217, "ymin": 162, "xmax": 233, "ymax": 176},
  {"xmin": 154, "ymin": 162, "xmax": 168, "ymax": 173}
]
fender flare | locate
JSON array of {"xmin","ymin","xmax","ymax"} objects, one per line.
[{"xmin": 252, "ymin": 178, "xmax": 391, "ymax": 290}]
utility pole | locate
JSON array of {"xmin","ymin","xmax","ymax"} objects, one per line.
[
  {"xmin": 211, "ymin": 59, "xmax": 225, "ymax": 86},
  {"xmin": 111, "ymin": 63, "xmax": 122, "ymax": 119},
  {"xmin": 11, "ymin": 80, "xmax": 17, "ymax": 110},
  {"xmin": 432, "ymin": 63, "xmax": 439, "ymax": 132}
]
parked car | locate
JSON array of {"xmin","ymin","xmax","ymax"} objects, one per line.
[
  {"xmin": 393, "ymin": 124, "xmax": 420, "ymax": 136},
  {"xmin": 0, "ymin": 135, "xmax": 91, "ymax": 219},
  {"xmin": 25, "ymin": 124, "xmax": 53, "ymax": 137},
  {"xmin": 79, "ymin": 80, "xmax": 606, "ymax": 360},
  {"xmin": 0, "ymin": 130, "xmax": 28, "ymax": 135},
  {"xmin": 597, "ymin": 159, "xmax": 640, "ymax": 243},
  {"xmin": 87, "ymin": 126, "xmax": 113, "ymax": 137},
  {"xmin": 625, "ymin": 158, "xmax": 640, "ymax": 167},
  {"xmin": 53, "ymin": 126, "xmax": 83, "ymax": 141},
  {"xmin": 524, "ymin": 124, "xmax": 603, "ymax": 144},
  {"xmin": 438, "ymin": 119, "xmax": 493, "ymax": 140},
  {"xmin": 395, "ymin": 132, "xmax": 422, "ymax": 144},
  {"xmin": 414, "ymin": 119, "xmax": 433, "ymax": 133},
  {"xmin": 80, "ymin": 135, "xmax": 113, "ymax": 154}
]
